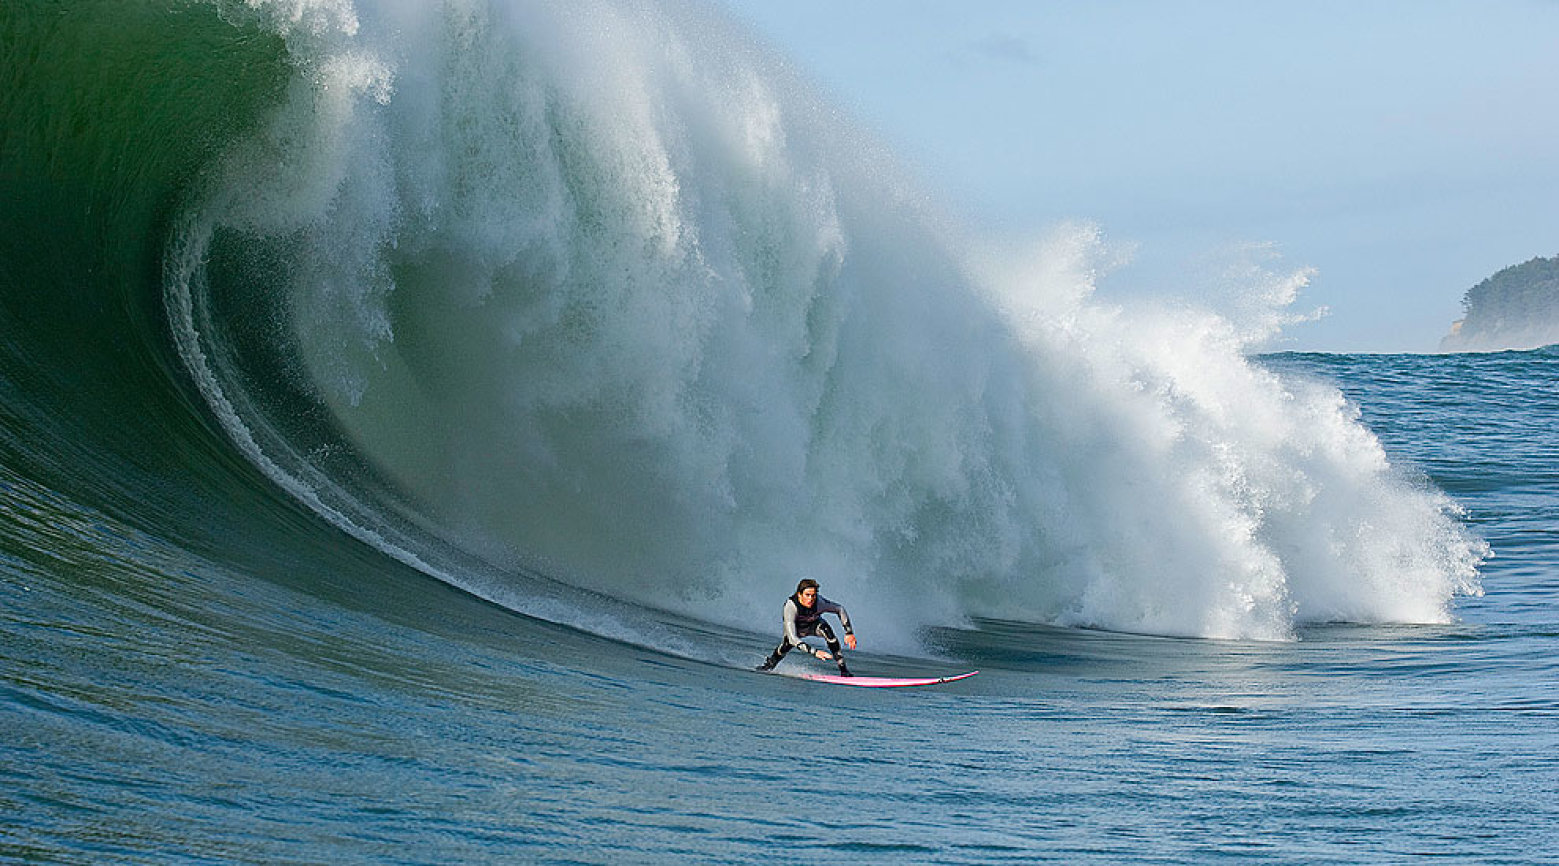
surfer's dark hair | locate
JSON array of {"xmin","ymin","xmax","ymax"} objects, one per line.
[{"xmin": 796, "ymin": 578, "xmax": 819, "ymax": 594}]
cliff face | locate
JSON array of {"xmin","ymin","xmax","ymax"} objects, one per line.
[{"xmin": 1441, "ymin": 255, "xmax": 1559, "ymax": 352}]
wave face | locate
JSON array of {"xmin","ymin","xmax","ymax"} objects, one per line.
[{"xmin": 6, "ymin": 0, "xmax": 1486, "ymax": 645}]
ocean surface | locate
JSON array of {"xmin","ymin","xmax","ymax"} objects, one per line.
[{"xmin": 3, "ymin": 1, "xmax": 1555, "ymax": 862}]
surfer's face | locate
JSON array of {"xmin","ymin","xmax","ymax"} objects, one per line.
[{"xmin": 798, "ymin": 587, "xmax": 817, "ymax": 606}]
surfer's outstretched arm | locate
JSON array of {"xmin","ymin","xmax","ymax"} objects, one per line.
[{"xmin": 817, "ymin": 596, "xmax": 857, "ymax": 650}]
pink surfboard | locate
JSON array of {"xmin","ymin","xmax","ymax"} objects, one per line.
[{"xmin": 791, "ymin": 670, "xmax": 978, "ymax": 688}]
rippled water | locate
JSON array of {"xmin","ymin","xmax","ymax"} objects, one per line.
[{"xmin": 4, "ymin": 351, "xmax": 1557, "ymax": 863}]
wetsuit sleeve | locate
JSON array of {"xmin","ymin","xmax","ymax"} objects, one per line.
[
  {"xmin": 820, "ymin": 597, "xmax": 853, "ymax": 635},
  {"xmin": 782, "ymin": 599, "xmax": 807, "ymax": 649}
]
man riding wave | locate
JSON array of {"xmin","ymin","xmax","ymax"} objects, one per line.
[{"xmin": 756, "ymin": 578, "xmax": 856, "ymax": 676}]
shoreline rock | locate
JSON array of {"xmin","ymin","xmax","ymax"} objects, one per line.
[{"xmin": 1440, "ymin": 255, "xmax": 1559, "ymax": 352}]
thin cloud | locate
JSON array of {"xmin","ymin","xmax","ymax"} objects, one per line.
[{"xmin": 966, "ymin": 33, "xmax": 1040, "ymax": 67}]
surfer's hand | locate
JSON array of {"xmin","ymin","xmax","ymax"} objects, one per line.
[
  {"xmin": 844, "ymin": 634, "xmax": 857, "ymax": 650},
  {"xmin": 814, "ymin": 649, "xmax": 832, "ymax": 661}
]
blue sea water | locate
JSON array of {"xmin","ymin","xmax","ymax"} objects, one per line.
[{"xmin": 3, "ymin": 1, "xmax": 1556, "ymax": 862}]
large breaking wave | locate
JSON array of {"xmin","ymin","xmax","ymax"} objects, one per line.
[{"xmin": 158, "ymin": 0, "xmax": 1484, "ymax": 646}]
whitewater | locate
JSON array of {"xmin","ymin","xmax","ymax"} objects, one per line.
[{"xmin": 3, "ymin": 0, "xmax": 1553, "ymax": 862}]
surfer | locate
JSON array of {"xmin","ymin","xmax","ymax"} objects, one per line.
[{"xmin": 756, "ymin": 578, "xmax": 857, "ymax": 676}]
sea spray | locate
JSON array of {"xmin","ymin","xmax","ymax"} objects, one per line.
[
  {"xmin": 169, "ymin": 0, "xmax": 1485, "ymax": 648},
  {"xmin": 977, "ymin": 229, "xmax": 1485, "ymax": 637}
]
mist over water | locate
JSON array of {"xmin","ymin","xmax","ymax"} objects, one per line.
[{"xmin": 169, "ymin": 0, "xmax": 1484, "ymax": 647}]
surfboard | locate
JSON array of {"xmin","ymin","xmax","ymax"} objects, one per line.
[{"xmin": 791, "ymin": 671, "xmax": 978, "ymax": 688}]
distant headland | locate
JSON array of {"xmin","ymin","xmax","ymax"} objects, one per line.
[{"xmin": 1440, "ymin": 255, "xmax": 1559, "ymax": 352}]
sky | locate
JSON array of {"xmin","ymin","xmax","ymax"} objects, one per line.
[{"xmin": 717, "ymin": 0, "xmax": 1559, "ymax": 352}]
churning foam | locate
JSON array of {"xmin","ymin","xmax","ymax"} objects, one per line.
[{"xmin": 172, "ymin": 0, "xmax": 1485, "ymax": 648}]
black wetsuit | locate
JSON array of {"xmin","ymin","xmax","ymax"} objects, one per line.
[{"xmin": 758, "ymin": 593, "xmax": 854, "ymax": 675}]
